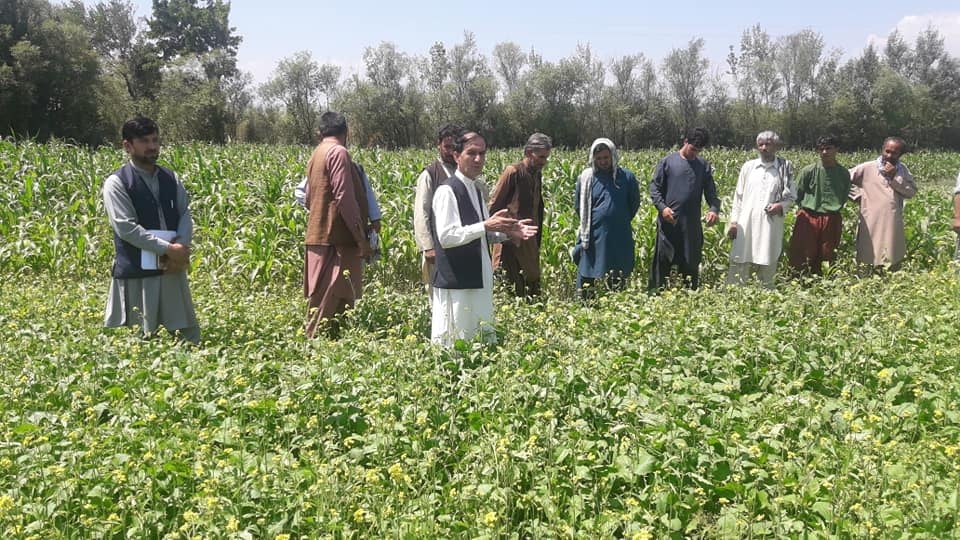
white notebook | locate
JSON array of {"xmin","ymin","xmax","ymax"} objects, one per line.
[{"xmin": 142, "ymin": 229, "xmax": 178, "ymax": 270}]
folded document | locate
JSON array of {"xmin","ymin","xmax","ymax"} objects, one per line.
[{"xmin": 141, "ymin": 229, "xmax": 178, "ymax": 270}]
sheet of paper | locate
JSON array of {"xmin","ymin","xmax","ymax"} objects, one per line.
[{"xmin": 141, "ymin": 229, "xmax": 177, "ymax": 270}]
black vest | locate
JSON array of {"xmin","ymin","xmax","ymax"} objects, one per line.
[
  {"xmin": 431, "ymin": 176, "xmax": 485, "ymax": 289},
  {"xmin": 111, "ymin": 163, "xmax": 181, "ymax": 278}
]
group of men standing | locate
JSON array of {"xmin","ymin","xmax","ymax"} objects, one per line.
[
  {"xmin": 101, "ymin": 114, "xmax": 923, "ymax": 347},
  {"xmin": 732, "ymin": 133, "xmax": 917, "ymax": 288}
]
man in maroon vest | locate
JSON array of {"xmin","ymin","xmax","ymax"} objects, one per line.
[
  {"xmin": 102, "ymin": 115, "xmax": 199, "ymax": 343},
  {"xmin": 414, "ymin": 124, "xmax": 462, "ymax": 300},
  {"xmin": 303, "ymin": 111, "xmax": 371, "ymax": 338}
]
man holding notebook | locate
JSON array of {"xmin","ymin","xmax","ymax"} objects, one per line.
[{"xmin": 102, "ymin": 115, "xmax": 200, "ymax": 343}]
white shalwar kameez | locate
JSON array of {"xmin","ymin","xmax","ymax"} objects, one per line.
[
  {"xmin": 727, "ymin": 158, "xmax": 795, "ymax": 288},
  {"xmin": 430, "ymin": 171, "xmax": 505, "ymax": 347}
]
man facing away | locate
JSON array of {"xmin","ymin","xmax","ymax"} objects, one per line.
[
  {"xmin": 573, "ymin": 138, "xmax": 641, "ymax": 298},
  {"xmin": 787, "ymin": 135, "xmax": 850, "ymax": 276},
  {"xmin": 489, "ymin": 132, "xmax": 552, "ymax": 297},
  {"xmin": 414, "ymin": 124, "xmax": 462, "ymax": 299},
  {"xmin": 648, "ymin": 127, "xmax": 721, "ymax": 291},
  {"xmin": 303, "ymin": 111, "xmax": 371, "ymax": 338},
  {"xmin": 726, "ymin": 130, "xmax": 796, "ymax": 288},
  {"xmin": 102, "ymin": 115, "xmax": 199, "ymax": 343},
  {"xmin": 430, "ymin": 131, "xmax": 537, "ymax": 348},
  {"xmin": 849, "ymin": 136, "xmax": 917, "ymax": 272}
]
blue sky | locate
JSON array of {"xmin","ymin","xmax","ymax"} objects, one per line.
[{"xmin": 81, "ymin": 1, "xmax": 960, "ymax": 84}]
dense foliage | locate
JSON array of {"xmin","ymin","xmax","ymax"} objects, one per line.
[
  {"xmin": 2, "ymin": 142, "xmax": 960, "ymax": 538},
  {"xmin": 2, "ymin": 2, "xmax": 959, "ymax": 149}
]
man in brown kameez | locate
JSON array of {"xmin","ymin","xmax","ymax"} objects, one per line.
[
  {"xmin": 489, "ymin": 133, "xmax": 552, "ymax": 297},
  {"xmin": 303, "ymin": 111, "xmax": 371, "ymax": 338},
  {"xmin": 849, "ymin": 137, "xmax": 917, "ymax": 272}
]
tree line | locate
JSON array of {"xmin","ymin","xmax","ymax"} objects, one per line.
[{"xmin": 3, "ymin": 0, "xmax": 959, "ymax": 149}]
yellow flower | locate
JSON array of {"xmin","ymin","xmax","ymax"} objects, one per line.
[
  {"xmin": 632, "ymin": 530, "xmax": 653, "ymax": 540},
  {"xmin": 275, "ymin": 535, "xmax": 290, "ymax": 540},
  {"xmin": 877, "ymin": 368, "xmax": 893, "ymax": 383},
  {"xmin": 388, "ymin": 463, "xmax": 405, "ymax": 482},
  {"xmin": 183, "ymin": 510, "xmax": 199, "ymax": 523},
  {"xmin": 353, "ymin": 507, "xmax": 366, "ymax": 522},
  {"xmin": 225, "ymin": 517, "xmax": 238, "ymax": 532},
  {"xmin": 483, "ymin": 511, "xmax": 498, "ymax": 527}
]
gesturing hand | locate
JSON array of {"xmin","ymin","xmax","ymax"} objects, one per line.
[{"xmin": 484, "ymin": 208, "xmax": 518, "ymax": 233}]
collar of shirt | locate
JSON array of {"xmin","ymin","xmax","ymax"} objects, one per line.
[
  {"xmin": 875, "ymin": 156, "xmax": 906, "ymax": 176},
  {"xmin": 454, "ymin": 169, "xmax": 480, "ymax": 185},
  {"xmin": 753, "ymin": 159, "xmax": 778, "ymax": 170}
]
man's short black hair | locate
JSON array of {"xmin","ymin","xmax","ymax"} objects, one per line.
[
  {"xmin": 816, "ymin": 135, "xmax": 840, "ymax": 149},
  {"xmin": 684, "ymin": 127, "xmax": 710, "ymax": 148},
  {"xmin": 438, "ymin": 123, "xmax": 462, "ymax": 142},
  {"xmin": 454, "ymin": 130, "xmax": 486, "ymax": 152},
  {"xmin": 319, "ymin": 111, "xmax": 348, "ymax": 138},
  {"xmin": 121, "ymin": 115, "xmax": 159, "ymax": 142},
  {"xmin": 883, "ymin": 136, "xmax": 907, "ymax": 154}
]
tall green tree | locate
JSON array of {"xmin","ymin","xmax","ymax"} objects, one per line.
[
  {"xmin": 663, "ymin": 38, "xmax": 708, "ymax": 129},
  {"xmin": 0, "ymin": 0, "xmax": 104, "ymax": 142},
  {"xmin": 259, "ymin": 51, "xmax": 333, "ymax": 144}
]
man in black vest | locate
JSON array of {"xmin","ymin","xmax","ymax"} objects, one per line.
[
  {"xmin": 102, "ymin": 116, "xmax": 199, "ymax": 343},
  {"xmin": 429, "ymin": 131, "xmax": 537, "ymax": 347}
]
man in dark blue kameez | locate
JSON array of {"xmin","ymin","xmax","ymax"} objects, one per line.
[
  {"xmin": 573, "ymin": 138, "xmax": 641, "ymax": 298},
  {"xmin": 648, "ymin": 127, "xmax": 721, "ymax": 291}
]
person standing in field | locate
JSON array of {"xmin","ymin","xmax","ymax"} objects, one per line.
[
  {"xmin": 296, "ymin": 161, "xmax": 383, "ymax": 259},
  {"xmin": 848, "ymin": 136, "xmax": 917, "ymax": 272},
  {"xmin": 102, "ymin": 115, "xmax": 200, "ymax": 343},
  {"xmin": 430, "ymin": 131, "xmax": 537, "ymax": 347},
  {"xmin": 726, "ymin": 131, "xmax": 796, "ymax": 288},
  {"xmin": 572, "ymin": 138, "xmax": 641, "ymax": 298},
  {"xmin": 648, "ymin": 127, "xmax": 721, "ymax": 291},
  {"xmin": 787, "ymin": 135, "xmax": 850, "ymax": 276},
  {"xmin": 303, "ymin": 111, "xmax": 371, "ymax": 339},
  {"xmin": 489, "ymin": 133, "xmax": 552, "ymax": 297},
  {"xmin": 414, "ymin": 124, "xmax": 462, "ymax": 300}
]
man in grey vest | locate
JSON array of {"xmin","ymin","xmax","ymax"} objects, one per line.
[
  {"xmin": 414, "ymin": 124, "xmax": 462, "ymax": 299},
  {"xmin": 102, "ymin": 116, "xmax": 199, "ymax": 343}
]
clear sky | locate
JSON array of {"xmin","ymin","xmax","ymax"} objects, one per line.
[{"xmin": 82, "ymin": 1, "xmax": 960, "ymax": 85}]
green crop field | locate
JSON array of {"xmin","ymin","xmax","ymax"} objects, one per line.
[{"xmin": 2, "ymin": 140, "xmax": 960, "ymax": 538}]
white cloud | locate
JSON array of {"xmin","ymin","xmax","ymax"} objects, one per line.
[{"xmin": 867, "ymin": 13, "xmax": 960, "ymax": 59}]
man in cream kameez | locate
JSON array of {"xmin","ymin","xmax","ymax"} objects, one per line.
[
  {"xmin": 726, "ymin": 130, "xmax": 796, "ymax": 288},
  {"xmin": 102, "ymin": 116, "xmax": 199, "ymax": 343}
]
